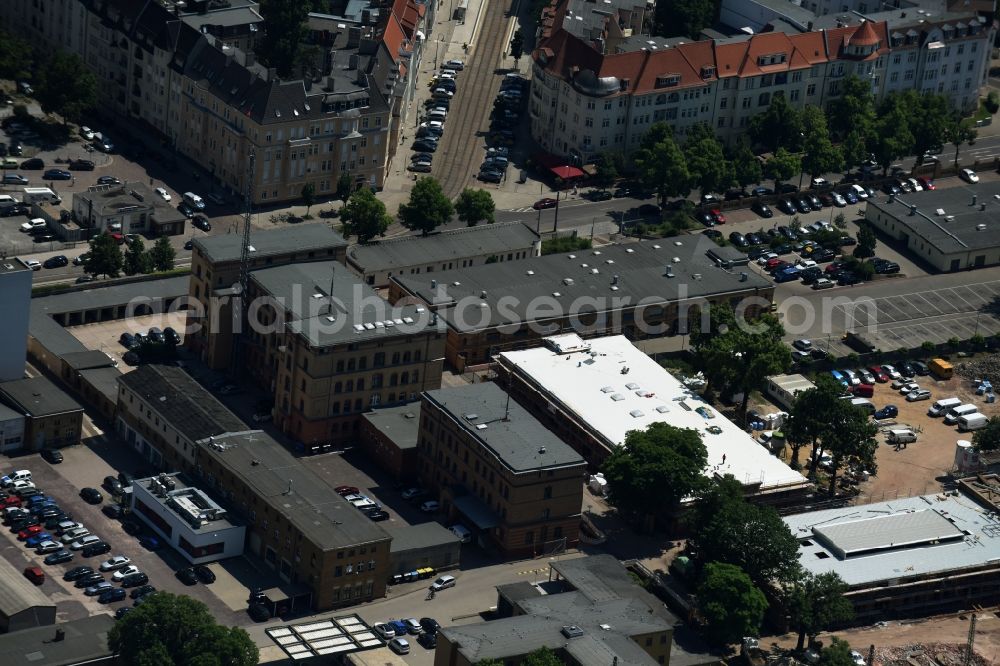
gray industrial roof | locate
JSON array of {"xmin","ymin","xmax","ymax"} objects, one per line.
[
  {"xmin": 423, "ymin": 383, "xmax": 584, "ymax": 473},
  {"xmin": 199, "ymin": 431, "xmax": 390, "ymax": 550},
  {"xmin": 786, "ymin": 490, "xmax": 1000, "ymax": 587},
  {"xmin": 441, "ymin": 555, "xmax": 679, "ymax": 666},
  {"xmin": 387, "ymin": 522, "xmax": 461, "ymax": 552},
  {"xmin": 346, "ymin": 222, "xmax": 538, "ymax": 272},
  {"xmin": 250, "ymin": 261, "xmax": 444, "ymax": 347},
  {"xmin": 194, "ymin": 223, "xmax": 347, "ymax": 264},
  {"xmin": 118, "ymin": 365, "xmax": 248, "ymax": 443},
  {"xmin": 61, "ymin": 350, "xmax": 116, "ymax": 371},
  {"xmin": 0, "ymin": 376, "xmax": 82, "ymax": 417},
  {"xmin": 868, "ymin": 185, "xmax": 1000, "ymax": 254},
  {"xmin": 393, "ymin": 236, "xmax": 771, "ymax": 332},
  {"xmin": 0, "ymin": 613, "xmax": 114, "ymax": 666},
  {"xmin": 361, "ymin": 403, "xmax": 421, "ymax": 450},
  {"xmin": 0, "ymin": 556, "xmax": 55, "ymax": 620},
  {"xmin": 0, "ymin": 403, "xmax": 20, "ymax": 422}
]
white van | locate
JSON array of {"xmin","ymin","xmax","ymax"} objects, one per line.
[
  {"xmin": 22, "ymin": 187, "xmax": 61, "ymax": 205},
  {"xmin": 958, "ymin": 413, "xmax": 989, "ymax": 432},
  {"xmin": 8, "ymin": 470, "xmax": 32, "ymax": 484},
  {"xmin": 449, "ymin": 524, "xmax": 472, "ymax": 544},
  {"xmin": 182, "ymin": 192, "xmax": 205, "ymax": 209},
  {"xmin": 928, "ymin": 397, "xmax": 962, "ymax": 417},
  {"xmin": 849, "ymin": 397, "xmax": 875, "ymax": 415},
  {"xmin": 886, "ymin": 429, "xmax": 917, "ymax": 444},
  {"xmin": 944, "ymin": 404, "xmax": 977, "ymax": 425}
]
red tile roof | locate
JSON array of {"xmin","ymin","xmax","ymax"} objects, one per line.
[
  {"xmin": 849, "ymin": 20, "xmax": 881, "ymax": 47},
  {"xmin": 391, "ymin": 0, "xmax": 424, "ymax": 39},
  {"xmin": 382, "ymin": 14, "xmax": 409, "ymax": 64}
]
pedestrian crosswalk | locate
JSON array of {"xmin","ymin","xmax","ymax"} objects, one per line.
[{"xmin": 507, "ymin": 207, "xmax": 535, "ymax": 212}]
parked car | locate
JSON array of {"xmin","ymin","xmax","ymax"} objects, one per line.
[
  {"xmin": 44, "ymin": 550, "xmax": 74, "ymax": 564},
  {"xmin": 154, "ymin": 187, "xmax": 171, "ymax": 201},
  {"xmin": 533, "ymin": 198, "xmax": 558, "ymax": 210},
  {"xmin": 42, "ymin": 169, "xmax": 72, "ymax": 180},
  {"xmin": 389, "ymin": 638, "xmax": 410, "ymax": 655},
  {"xmin": 98, "ymin": 588, "xmax": 127, "ymax": 603},
  {"xmin": 874, "ymin": 405, "xmax": 898, "ymax": 420},
  {"xmin": 40, "ymin": 449, "xmax": 63, "ymax": 464},
  {"xmin": 99, "ymin": 555, "xmax": 131, "ymax": 571},
  {"xmin": 960, "ymin": 168, "xmax": 979, "ymax": 183},
  {"xmin": 85, "ymin": 581, "xmax": 114, "ymax": 596},
  {"xmin": 176, "ymin": 567, "xmax": 199, "ymax": 585},
  {"xmin": 906, "ymin": 388, "xmax": 932, "ymax": 402},
  {"xmin": 23, "ymin": 566, "xmax": 44, "ymax": 584},
  {"xmin": 63, "ymin": 566, "xmax": 95, "ymax": 581},
  {"xmin": 194, "ymin": 565, "xmax": 216, "ymax": 583},
  {"xmin": 430, "ymin": 574, "xmax": 456, "ymax": 591},
  {"xmin": 80, "ymin": 487, "xmax": 103, "ymax": 504}
]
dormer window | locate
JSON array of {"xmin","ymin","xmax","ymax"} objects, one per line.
[
  {"xmin": 700, "ymin": 65, "xmax": 716, "ymax": 79},
  {"xmin": 757, "ymin": 53, "xmax": 787, "ymax": 66},
  {"xmin": 655, "ymin": 74, "xmax": 680, "ymax": 88}
]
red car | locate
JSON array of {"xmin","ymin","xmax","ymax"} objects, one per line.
[
  {"xmin": 710, "ymin": 209, "xmax": 726, "ymax": 224},
  {"xmin": 916, "ymin": 177, "xmax": 935, "ymax": 190},
  {"xmin": 765, "ymin": 257, "xmax": 785, "ymax": 270},
  {"xmin": 2, "ymin": 496, "xmax": 22, "ymax": 508},
  {"xmin": 867, "ymin": 365, "xmax": 889, "ymax": 383},
  {"xmin": 18, "ymin": 525, "xmax": 44, "ymax": 540},
  {"xmin": 334, "ymin": 485, "xmax": 359, "ymax": 496},
  {"xmin": 532, "ymin": 198, "xmax": 558, "ymax": 210},
  {"xmin": 23, "ymin": 567, "xmax": 44, "ymax": 585}
]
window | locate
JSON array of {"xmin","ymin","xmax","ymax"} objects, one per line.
[{"xmin": 806, "ymin": 83, "xmax": 816, "ymax": 96}]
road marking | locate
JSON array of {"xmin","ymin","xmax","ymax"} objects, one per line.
[{"xmin": 507, "ymin": 207, "xmax": 534, "ymax": 212}]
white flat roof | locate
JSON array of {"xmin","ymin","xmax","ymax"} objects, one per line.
[{"xmin": 499, "ymin": 335, "xmax": 807, "ymax": 491}]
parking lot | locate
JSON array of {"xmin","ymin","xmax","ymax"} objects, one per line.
[
  {"xmin": 830, "ymin": 280, "xmax": 1000, "ymax": 350},
  {"xmin": 66, "ymin": 311, "xmax": 189, "ymax": 370}
]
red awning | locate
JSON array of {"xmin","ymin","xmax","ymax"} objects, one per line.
[{"xmin": 549, "ymin": 164, "xmax": 585, "ymax": 179}]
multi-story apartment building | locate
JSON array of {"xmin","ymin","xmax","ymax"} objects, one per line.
[
  {"xmin": 0, "ymin": 0, "xmax": 416, "ymax": 204},
  {"xmin": 418, "ymin": 383, "xmax": 586, "ymax": 557},
  {"xmin": 531, "ymin": 0, "xmax": 994, "ymax": 161},
  {"xmin": 116, "ymin": 364, "xmax": 392, "ymax": 612}
]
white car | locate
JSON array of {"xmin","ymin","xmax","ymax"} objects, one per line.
[
  {"xmin": 35, "ymin": 540, "xmax": 61, "ymax": 553},
  {"xmin": 373, "ymin": 623, "xmax": 395, "ymax": 640},
  {"xmin": 80, "ymin": 126, "xmax": 95, "ymax": 141},
  {"xmin": 811, "ymin": 177, "xmax": 829, "ymax": 188},
  {"xmin": 99, "ymin": 555, "xmax": 131, "ymax": 571},
  {"xmin": 850, "ymin": 650, "xmax": 866, "ymax": 666},
  {"xmin": 898, "ymin": 382, "xmax": 921, "ymax": 395},
  {"xmin": 23, "ymin": 259, "xmax": 41, "ymax": 271},
  {"xmin": 444, "ymin": 59, "xmax": 464, "ymax": 71},
  {"xmin": 756, "ymin": 252, "xmax": 778, "ymax": 266},
  {"xmin": 960, "ymin": 168, "xmax": 979, "ymax": 184},
  {"xmin": 430, "ymin": 574, "xmax": 456, "ymax": 591},
  {"xmin": 155, "ymin": 187, "xmax": 172, "ymax": 202},
  {"xmin": 793, "ymin": 339, "xmax": 812, "ymax": 352},
  {"xmin": 881, "ymin": 364, "xmax": 901, "ymax": 380},
  {"xmin": 112, "ymin": 565, "xmax": 141, "ymax": 581},
  {"xmin": 420, "ymin": 500, "xmax": 440, "ymax": 513}
]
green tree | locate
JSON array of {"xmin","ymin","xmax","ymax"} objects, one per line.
[
  {"xmin": 633, "ymin": 123, "xmax": 690, "ymax": 206},
  {"xmin": 0, "ymin": 30, "xmax": 33, "ymax": 81},
  {"xmin": 689, "ymin": 476, "xmax": 801, "ymax": 587},
  {"xmin": 541, "ymin": 235, "xmax": 592, "ymax": 254},
  {"xmin": 730, "ymin": 139, "xmax": 763, "ymax": 189},
  {"xmin": 870, "ymin": 97, "xmax": 913, "ymax": 175},
  {"xmin": 684, "ymin": 123, "xmax": 732, "ymax": 196},
  {"xmin": 946, "ymin": 117, "xmax": 977, "ymax": 167},
  {"xmin": 691, "ymin": 305, "xmax": 791, "ymax": 419},
  {"xmin": 340, "ymin": 188, "xmax": 391, "ymax": 243},
  {"xmin": 785, "ymin": 572, "xmax": 854, "ymax": 651},
  {"xmin": 697, "ymin": 562, "xmax": 768, "ymax": 646},
  {"xmin": 85, "ymin": 233, "xmax": 124, "ymax": 279},
  {"xmin": 801, "ymin": 106, "xmax": 843, "ymax": 178},
  {"xmin": 509, "ymin": 30, "xmax": 524, "ymax": 66},
  {"xmin": 301, "ymin": 182, "xmax": 316, "ymax": 214},
  {"xmin": 817, "ymin": 398, "xmax": 879, "ymax": 495},
  {"xmin": 399, "ymin": 177, "xmax": 454, "ymax": 235},
  {"xmin": 654, "ymin": 0, "xmax": 718, "ymax": 39},
  {"xmin": 826, "ymin": 75, "xmax": 875, "ymax": 140},
  {"xmin": 258, "ymin": 0, "xmax": 308, "ymax": 77},
  {"xmin": 905, "ymin": 91, "xmax": 951, "ymax": 163},
  {"xmin": 123, "ymin": 237, "xmax": 150, "ymax": 276},
  {"xmin": 522, "ymin": 647, "xmax": 563, "ymax": 666},
  {"xmin": 593, "ymin": 152, "xmax": 620, "ymax": 190},
  {"xmin": 109, "ymin": 592, "xmax": 258, "ymax": 665},
  {"xmin": 749, "ymin": 95, "xmax": 803, "ymax": 153},
  {"xmin": 35, "ymin": 51, "xmax": 97, "ymax": 124},
  {"xmin": 336, "ymin": 172, "xmax": 354, "ymax": 205},
  {"xmin": 455, "ymin": 188, "xmax": 496, "ymax": 226},
  {"xmin": 854, "ymin": 226, "xmax": 877, "ymax": 259},
  {"xmin": 818, "ymin": 637, "xmax": 857, "ymax": 666},
  {"xmin": 766, "ymin": 148, "xmax": 801, "ymax": 192},
  {"xmin": 840, "ymin": 129, "xmax": 869, "ymax": 175},
  {"xmin": 786, "ymin": 374, "xmax": 844, "ymax": 469},
  {"xmin": 972, "ymin": 416, "xmax": 1000, "ymax": 452},
  {"xmin": 602, "ymin": 423, "xmax": 708, "ymax": 520},
  {"xmin": 149, "ymin": 237, "xmax": 176, "ymax": 272}
]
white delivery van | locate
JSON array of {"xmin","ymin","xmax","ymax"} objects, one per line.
[
  {"xmin": 22, "ymin": 187, "xmax": 61, "ymax": 205},
  {"xmin": 944, "ymin": 404, "xmax": 977, "ymax": 425},
  {"xmin": 182, "ymin": 192, "xmax": 205, "ymax": 209},
  {"xmin": 958, "ymin": 413, "xmax": 989, "ymax": 432},
  {"xmin": 928, "ymin": 397, "xmax": 962, "ymax": 417},
  {"xmin": 886, "ymin": 429, "xmax": 917, "ymax": 444},
  {"xmin": 849, "ymin": 398, "xmax": 875, "ymax": 416},
  {"xmin": 449, "ymin": 524, "xmax": 472, "ymax": 544}
]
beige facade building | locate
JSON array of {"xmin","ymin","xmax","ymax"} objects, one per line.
[{"xmin": 418, "ymin": 383, "xmax": 585, "ymax": 557}]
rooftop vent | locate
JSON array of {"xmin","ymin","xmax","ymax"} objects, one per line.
[
  {"xmin": 692, "ymin": 273, "xmax": 702, "ymax": 280},
  {"xmin": 563, "ymin": 278, "xmax": 574, "ymax": 285},
  {"xmin": 561, "ymin": 626, "xmax": 585, "ymax": 638},
  {"xmin": 739, "ymin": 272, "xmax": 748, "ymax": 282},
  {"xmin": 475, "ymin": 423, "xmax": 488, "ymax": 430},
  {"xmin": 945, "ymin": 215, "xmax": 955, "ymax": 222},
  {"xmin": 978, "ymin": 224, "xmax": 987, "ymax": 231},
  {"xmin": 552, "ymin": 291, "xmax": 562, "ymax": 297},
  {"xmin": 629, "ymin": 409, "xmax": 645, "ymax": 418},
  {"xmin": 431, "ymin": 279, "xmax": 437, "ymax": 289},
  {"xmin": 526, "ymin": 270, "xmax": 535, "ymax": 275},
  {"xmin": 538, "ymin": 446, "xmax": 546, "ymax": 454},
  {"xmin": 480, "ymin": 290, "xmax": 488, "ymax": 299},
  {"xmin": 652, "ymin": 244, "xmax": 661, "ymax": 249}
]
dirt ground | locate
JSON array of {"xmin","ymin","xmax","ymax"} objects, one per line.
[
  {"xmin": 766, "ymin": 610, "xmax": 1000, "ymax": 665},
  {"xmin": 751, "ymin": 368, "xmax": 1000, "ymax": 502}
]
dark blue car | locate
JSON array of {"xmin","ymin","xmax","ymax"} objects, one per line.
[
  {"xmin": 874, "ymin": 405, "xmax": 898, "ymax": 420},
  {"xmin": 98, "ymin": 588, "xmax": 127, "ymax": 603}
]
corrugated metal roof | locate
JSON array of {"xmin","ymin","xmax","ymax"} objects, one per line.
[{"xmin": 812, "ymin": 509, "xmax": 965, "ymax": 559}]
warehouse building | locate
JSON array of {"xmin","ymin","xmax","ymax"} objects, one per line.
[
  {"xmin": 387, "ymin": 522, "xmax": 462, "ymax": 577},
  {"xmin": 390, "ymin": 235, "xmax": 773, "ymax": 371},
  {"xmin": 496, "ymin": 334, "xmax": 810, "ymax": 507},
  {"xmin": 0, "ymin": 614, "xmax": 115, "ymax": 665},
  {"xmin": 0, "ymin": 376, "xmax": 83, "ymax": 452},
  {"xmin": 865, "ymin": 185, "xmax": 1000, "ymax": 272},
  {"xmin": 347, "ymin": 222, "xmax": 541, "ymax": 288},
  {"xmin": 0, "ymin": 557, "xmax": 56, "ymax": 633},
  {"xmin": 784, "ymin": 476, "xmax": 1000, "ymax": 622}
]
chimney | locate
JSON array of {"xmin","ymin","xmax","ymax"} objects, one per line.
[
  {"xmin": 245, "ymin": 50, "xmax": 256, "ymax": 67},
  {"xmin": 349, "ymin": 54, "xmax": 360, "ymax": 71},
  {"xmin": 973, "ymin": 194, "xmax": 978, "ymax": 206},
  {"xmin": 54, "ymin": 628, "xmax": 65, "ymax": 642},
  {"xmin": 325, "ymin": 75, "xmax": 336, "ymax": 92}
]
